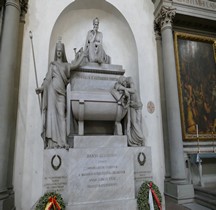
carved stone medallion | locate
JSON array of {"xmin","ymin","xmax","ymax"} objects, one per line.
[
  {"xmin": 147, "ymin": 101, "xmax": 155, "ymax": 114},
  {"xmin": 137, "ymin": 152, "xmax": 146, "ymax": 166},
  {"xmin": 51, "ymin": 155, "xmax": 62, "ymax": 171}
]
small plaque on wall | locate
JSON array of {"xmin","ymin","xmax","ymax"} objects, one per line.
[{"xmin": 147, "ymin": 101, "xmax": 155, "ymax": 114}]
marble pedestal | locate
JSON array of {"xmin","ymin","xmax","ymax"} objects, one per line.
[
  {"xmin": 43, "ymin": 136, "xmax": 152, "ymax": 210},
  {"xmin": 164, "ymin": 181, "xmax": 194, "ymax": 204}
]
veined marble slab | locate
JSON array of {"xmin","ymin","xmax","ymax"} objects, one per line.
[
  {"xmin": 68, "ymin": 147, "xmax": 135, "ymax": 204},
  {"xmin": 66, "ymin": 199, "xmax": 137, "ymax": 210},
  {"xmin": 43, "ymin": 146, "xmax": 135, "ymax": 206},
  {"xmin": 43, "ymin": 140, "xmax": 152, "ymax": 209},
  {"xmin": 73, "ymin": 135, "xmax": 127, "ymax": 148}
]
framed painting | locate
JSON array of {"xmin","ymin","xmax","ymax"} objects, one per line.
[{"xmin": 174, "ymin": 32, "xmax": 216, "ymax": 140}]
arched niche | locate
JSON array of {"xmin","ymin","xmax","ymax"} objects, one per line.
[{"xmin": 49, "ymin": 0, "xmax": 139, "ymax": 88}]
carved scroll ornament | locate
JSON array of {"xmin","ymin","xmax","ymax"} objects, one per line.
[
  {"xmin": 155, "ymin": 6, "xmax": 176, "ymax": 31},
  {"xmin": 19, "ymin": 0, "xmax": 28, "ymax": 18}
]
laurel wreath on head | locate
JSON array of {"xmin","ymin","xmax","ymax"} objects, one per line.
[
  {"xmin": 137, "ymin": 181, "xmax": 162, "ymax": 210},
  {"xmin": 35, "ymin": 192, "xmax": 65, "ymax": 210}
]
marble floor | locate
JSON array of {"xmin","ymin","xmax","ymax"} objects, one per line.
[
  {"xmin": 183, "ymin": 202, "xmax": 213, "ymax": 210},
  {"xmin": 165, "ymin": 196, "xmax": 212, "ymax": 210}
]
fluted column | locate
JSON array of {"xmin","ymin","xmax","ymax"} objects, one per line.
[
  {"xmin": 155, "ymin": 6, "xmax": 187, "ymax": 182},
  {"xmin": 154, "ymin": 20, "xmax": 171, "ymax": 180},
  {"xmin": 0, "ymin": 0, "xmax": 21, "ymax": 209}
]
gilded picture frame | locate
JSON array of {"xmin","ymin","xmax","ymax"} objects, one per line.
[{"xmin": 174, "ymin": 32, "xmax": 216, "ymax": 141}]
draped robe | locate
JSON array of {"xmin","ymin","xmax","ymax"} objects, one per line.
[
  {"xmin": 41, "ymin": 61, "xmax": 70, "ymax": 148},
  {"xmin": 85, "ymin": 30, "xmax": 110, "ymax": 64}
]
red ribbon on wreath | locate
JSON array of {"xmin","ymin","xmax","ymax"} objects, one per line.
[
  {"xmin": 45, "ymin": 196, "xmax": 62, "ymax": 210},
  {"xmin": 148, "ymin": 182, "xmax": 162, "ymax": 210}
]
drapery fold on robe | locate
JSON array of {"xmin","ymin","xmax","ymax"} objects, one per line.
[
  {"xmin": 41, "ymin": 61, "xmax": 70, "ymax": 148},
  {"xmin": 126, "ymin": 101, "xmax": 144, "ymax": 146},
  {"xmin": 85, "ymin": 30, "xmax": 110, "ymax": 64}
]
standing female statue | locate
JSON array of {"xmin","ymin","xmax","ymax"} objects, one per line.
[
  {"xmin": 36, "ymin": 39, "xmax": 86, "ymax": 149},
  {"xmin": 84, "ymin": 17, "xmax": 110, "ymax": 64}
]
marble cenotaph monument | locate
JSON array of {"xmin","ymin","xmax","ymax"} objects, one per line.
[{"xmin": 35, "ymin": 17, "xmax": 152, "ymax": 210}]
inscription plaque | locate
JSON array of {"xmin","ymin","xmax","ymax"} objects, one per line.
[
  {"xmin": 69, "ymin": 148, "xmax": 135, "ymax": 204},
  {"xmin": 43, "ymin": 150, "xmax": 69, "ymax": 203},
  {"xmin": 43, "ymin": 147, "xmax": 136, "ymax": 206}
]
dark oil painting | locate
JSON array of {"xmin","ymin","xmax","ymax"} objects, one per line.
[{"xmin": 175, "ymin": 32, "xmax": 216, "ymax": 140}]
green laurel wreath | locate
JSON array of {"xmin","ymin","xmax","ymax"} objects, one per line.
[
  {"xmin": 35, "ymin": 192, "xmax": 65, "ymax": 210},
  {"xmin": 137, "ymin": 181, "xmax": 162, "ymax": 210}
]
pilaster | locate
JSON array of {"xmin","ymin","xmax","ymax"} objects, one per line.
[{"xmin": 0, "ymin": 0, "xmax": 28, "ymax": 209}]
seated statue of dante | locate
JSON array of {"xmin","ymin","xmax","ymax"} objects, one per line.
[{"xmin": 84, "ymin": 17, "xmax": 111, "ymax": 64}]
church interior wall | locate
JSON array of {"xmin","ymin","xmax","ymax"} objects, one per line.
[
  {"xmin": 172, "ymin": 12, "xmax": 216, "ymax": 187},
  {"xmin": 13, "ymin": 0, "xmax": 165, "ymax": 209},
  {"xmin": 49, "ymin": 3, "xmax": 139, "ymax": 88}
]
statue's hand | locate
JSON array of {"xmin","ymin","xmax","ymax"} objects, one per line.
[
  {"xmin": 35, "ymin": 87, "xmax": 43, "ymax": 94},
  {"xmin": 83, "ymin": 49, "xmax": 88, "ymax": 57}
]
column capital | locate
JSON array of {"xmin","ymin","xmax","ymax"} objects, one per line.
[
  {"xmin": 155, "ymin": 6, "xmax": 176, "ymax": 30},
  {"xmin": 19, "ymin": 0, "xmax": 28, "ymax": 21},
  {"xmin": 154, "ymin": 19, "xmax": 161, "ymax": 38},
  {"xmin": 0, "ymin": 0, "xmax": 4, "ymax": 9}
]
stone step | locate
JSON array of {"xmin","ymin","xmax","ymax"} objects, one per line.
[
  {"xmin": 194, "ymin": 186, "xmax": 216, "ymax": 210},
  {"xmin": 195, "ymin": 188, "xmax": 216, "ymax": 200},
  {"xmin": 195, "ymin": 186, "xmax": 216, "ymax": 197},
  {"xmin": 183, "ymin": 202, "xmax": 212, "ymax": 210},
  {"xmin": 195, "ymin": 195, "xmax": 216, "ymax": 210}
]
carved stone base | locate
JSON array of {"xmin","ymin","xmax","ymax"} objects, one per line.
[
  {"xmin": 164, "ymin": 181, "xmax": 194, "ymax": 204},
  {"xmin": 42, "ymin": 136, "xmax": 153, "ymax": 209},
  {"xmin": 66, "ymin": 199, "xmax": 137, "ymax": 210},
  {"xmin": 0, "ymin": 190, "xmax": 15, "ymax": 210}
]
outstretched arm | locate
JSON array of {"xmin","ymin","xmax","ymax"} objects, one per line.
[{"xmin": 70, "ymin": 50, "xmax": 87, "ymax": 71}]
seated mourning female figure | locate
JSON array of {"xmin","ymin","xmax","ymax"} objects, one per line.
[{"xmin": 113, "ymin": 76, "xmax": 145, "ymax": 146}]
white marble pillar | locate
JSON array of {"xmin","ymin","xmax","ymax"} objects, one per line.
[
  {"xmin": 0, "ymin": 0, "xmax": 20, "ymax": 208},
  {"xmin": 154, "ymin": 21, "xmax": 171, "ymax": 180},
  {"xmin": 0, "ymin": 2, "xmax": 4, "ymax": 36},
  {"xmin": 156, "ymin": 6, "xmax": 187, "ymax": 182},
  {"xmin": 155, "ymin": 6, "xmax": 194, "ymax": 203}
]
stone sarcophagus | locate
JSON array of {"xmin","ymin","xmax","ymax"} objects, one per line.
[{"xmin": 67, "ymin": 63, "xmax": 126, "ymax": 140}]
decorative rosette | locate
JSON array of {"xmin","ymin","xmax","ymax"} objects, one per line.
[
  {"xmin": 35, "ymin": 192, "xmax": 65, "ymax": 210},
  {"xmin": 137, "ymin": 181, "xmax": 162, "ymax": 210}
]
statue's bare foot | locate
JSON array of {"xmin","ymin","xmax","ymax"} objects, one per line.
[{"xmin": 65, "ymin": 144, "xmax": 70, "ymax": 151}]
